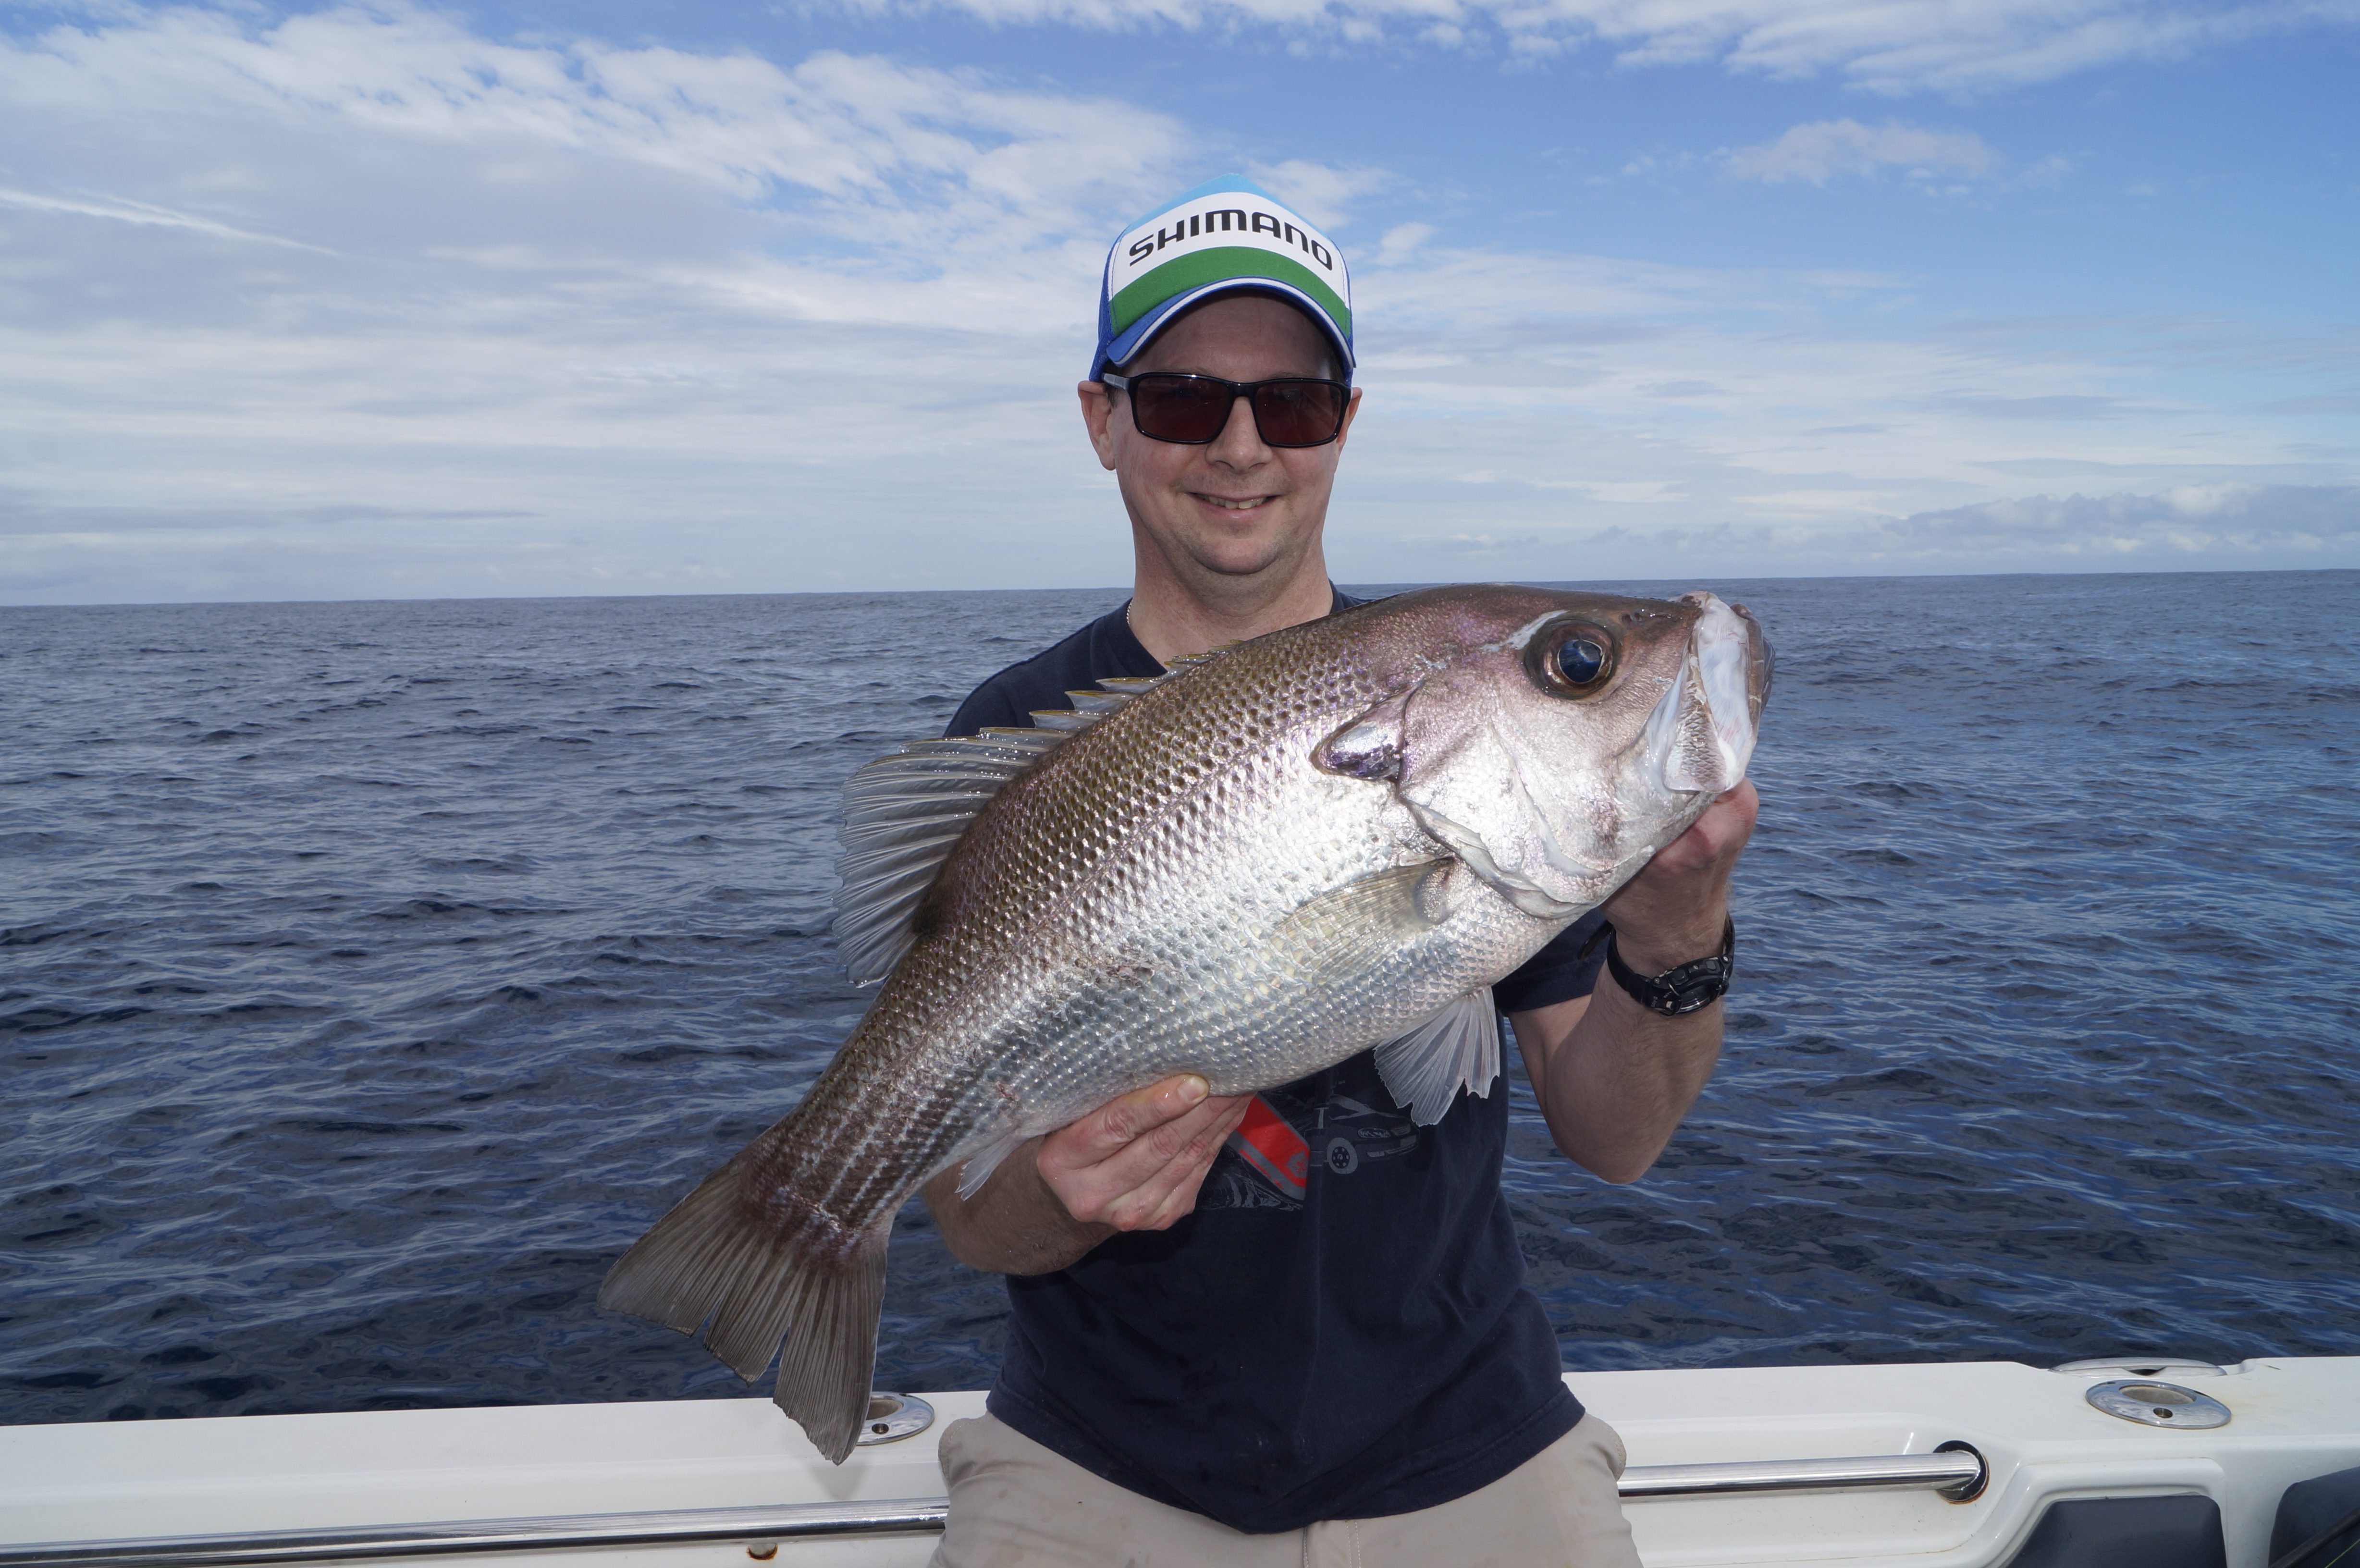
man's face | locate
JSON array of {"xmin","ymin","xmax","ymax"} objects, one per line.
[{"xmin": 1081, "ymin": 294, "xmax": 1363, "ymax": 588}]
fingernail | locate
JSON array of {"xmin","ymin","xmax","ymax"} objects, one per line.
[{"xmin": 1177, "ymin": 1075, "xmax": 1208, "ymax": 1105}]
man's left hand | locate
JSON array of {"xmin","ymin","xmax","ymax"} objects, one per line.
[
  {"xmin": 1600, "ymin": 780, "xmax": 1759, "ymax": 974},
  {"xmin": 1511, "ymin": 780, "xmax": 1759, "ymax": 1183}
]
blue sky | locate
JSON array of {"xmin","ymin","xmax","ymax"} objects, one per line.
[{"xmin": 1, "ymin": 0, "xmax": 2354, "ymax": 604}]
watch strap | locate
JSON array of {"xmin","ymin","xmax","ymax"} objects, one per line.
[{"xmin": 1604, "ymin": 917, "xmax": 1736, "ymax": 1017}]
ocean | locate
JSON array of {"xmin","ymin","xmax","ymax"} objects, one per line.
[{"xmin": 3, "ymin": 571, "xmax": 2356, "ymax": 1424}]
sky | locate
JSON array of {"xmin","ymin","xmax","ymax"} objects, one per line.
[{"xmin": 1, "ymin": 0, "xmax": 2355, "ymax": 604}]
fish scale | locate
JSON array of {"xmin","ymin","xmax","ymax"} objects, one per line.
[{"xmin": 599, "ymin": 583, "xmax": 1770, "ymax": 1463}]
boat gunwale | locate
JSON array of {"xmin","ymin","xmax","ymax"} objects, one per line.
[{"xmin": 0, "ymin": 1451, "xmax": 1989, "ymax": 1567}]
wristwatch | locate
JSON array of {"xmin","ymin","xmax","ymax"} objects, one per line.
[{"xmin": 1603, "ymin": 917, "xmax": 1736, "ymax": 1017}]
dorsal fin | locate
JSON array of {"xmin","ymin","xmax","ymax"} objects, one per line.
[
  {"xmin": 831, "ymin": 679, "xmax": 1172, "ymax": 986},
  {"xmin": 1165, "ymin": 640, "xmax": 1240, "ymax": 670}
]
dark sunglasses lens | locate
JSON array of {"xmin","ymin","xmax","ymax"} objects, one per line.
[
  {"xmin": 1251, "ymin": 381, "xmax": 1346, "ymax": 446},
  {"xmin": 1131, "ymin": 377, "xmax": 1234, "ymax": 442}
]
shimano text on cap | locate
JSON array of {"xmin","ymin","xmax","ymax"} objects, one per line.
[{"xmin": 1092, "ymin": 176, "xmax": 1354, "ymax": 381}]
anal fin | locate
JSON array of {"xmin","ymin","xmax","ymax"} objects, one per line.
[
  {"xmin": 953, "ymin": 1127, "xmax": 1029, "ymax": 1201},
  {"xmin": 1374, "ymin": 987, "xmax": 1501, "ymax": 1126}
]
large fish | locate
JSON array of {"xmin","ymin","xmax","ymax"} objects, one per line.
[{"xmin": 600, "ymin": 584, "xmax": 1771, "ymax": 1460}]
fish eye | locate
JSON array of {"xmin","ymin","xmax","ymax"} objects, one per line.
[
  {"xmin": 1527, "ymin": 622, "xmax": 1617, "ymax": 698},
  {"xmin": 1555, "ymin": 637, "xmax": 1606, "ymax": 686}
]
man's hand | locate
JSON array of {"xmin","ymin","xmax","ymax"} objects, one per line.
[
  {"xmin": 1039, "ymin": 1075, "xmax": 1253, "ymax": 1232},
  {"xmin": 1602, "ymin": 781, "xmax": 1759, "ymax": 970},
  {"xmin": 922, "ymin": 1075, "xmax": 1250, "ymax": 1276},
  {"xmin": 1513, "ymin": 780, "xmax": 1759, "ymax": 1183}
]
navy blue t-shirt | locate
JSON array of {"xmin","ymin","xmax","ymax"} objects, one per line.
[{"xmin": 947, "ymin": 591, "xmax": 1604, "ymax": 1533}]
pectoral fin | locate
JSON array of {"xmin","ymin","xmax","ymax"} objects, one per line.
[
  {"xmin": 1269, "ymin": 860, "xmax": 1457, "ymax": 987},
  {"xmin": 1374, "ymin": 987, "xmax": 1502, "ymax": 1127}
]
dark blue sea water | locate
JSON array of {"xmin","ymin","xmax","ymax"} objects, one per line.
[{"xmin": 3, "ymin": 572, "xmax": 2357, "ymax": 1426}]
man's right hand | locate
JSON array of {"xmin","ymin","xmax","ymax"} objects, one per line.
[
  {"xmin": 1040, "ymin": 1075, "xmax": 1253, "ymax": 1233},
  {"xmin": 921, "ymin": 1074, "xmax": 1251, "ymax": 1276}
]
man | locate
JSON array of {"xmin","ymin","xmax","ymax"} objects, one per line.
[{"xmin": 921, "ymin": 177, "xmax": 1758, "ymax": 1565}]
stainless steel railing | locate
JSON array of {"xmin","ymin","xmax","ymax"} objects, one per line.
[
  {"xmin": 1620, "ymin": 1448, "xmax": 1985, "ymax": 1500},
  {"xmin": 0, "ymin": 1502, "xmax": 949, "ymax": 1568},
  {"xmin": 0, "ymin": 1447, "xmax": 1986, "ymax": 1567}
]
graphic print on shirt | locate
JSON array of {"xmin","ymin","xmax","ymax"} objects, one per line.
[{"xmin": 1196, "ymin": 1056, "xmax": 1424, "ymax": 1213}]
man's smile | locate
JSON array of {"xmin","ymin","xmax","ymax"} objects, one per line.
[{"xmin": 1194, "ymin": 492, "xmax": 1276, "ymax": 513}]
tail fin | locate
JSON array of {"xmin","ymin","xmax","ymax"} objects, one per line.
[{"xmin": 598, "ymin": 1151, "xmax": 889, "ymax": 1463}]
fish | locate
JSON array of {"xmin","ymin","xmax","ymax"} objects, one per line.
[{"xmin": 599, "ymin": 584, "xmax": 1771, "ymax": 1461}]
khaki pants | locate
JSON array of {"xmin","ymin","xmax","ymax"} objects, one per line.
[{"xmin": 930, "ymin": 1411, "xmax": 1641, "ymax": 1568}]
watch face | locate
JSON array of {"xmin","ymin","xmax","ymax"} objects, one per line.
[
  {"xmin": 1665, "ymin": 960, "xmax": 1732, "ymax": 1014},
  {"xmin": 1610, "ymin": 920, "xmax": 1736, "ymax": 1015}
]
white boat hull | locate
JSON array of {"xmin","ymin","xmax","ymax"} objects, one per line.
[{"xmin": 6, "ymin": 1358, "xmax": 2358, "ymax": 1566}]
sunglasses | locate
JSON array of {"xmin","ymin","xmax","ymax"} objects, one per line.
[{"xmin": 1100, "ymin": 372, "xmax": 1351, "ymax": 449}]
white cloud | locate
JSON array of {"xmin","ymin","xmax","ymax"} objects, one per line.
[
  {"xmin": 1319, "ymin": 261, "xmax": 2360, "ymax": 581},
  {"xmin": 2015, "ymin": 153, "xmax": 2075, "ymax": 189},
  {"xmin": 810, "ymin": 0, "xmax": 2360, "ymax": 93},
  {"xmin": 0, "ymin": 4, "xmax": 1206, "ymax": 354},
  {"xmin": 1505, "ymin": 481, "xmax": 2356, "ymax": 576},
  {"xmin": 1877, "ymin": 484, "xmax": 2360, "ymax": 555},
  {"xmin": 1373, "ymin": 222, "xmax": 1437, "ymax": 265},
  {"xmin": 1245, "ymin": 159, "xmax": 1391, "ymax": 229},
  {"xmin": 1724, "ymin": 120, "xmax": 1998, "ymax": 185},
  {"xmin": 2, "ymin": 4, "xmax": 1187, "ymax": 286},
  {"xmin": 0, "ymin": 186, "xmax": 336, "ymax": 250}
]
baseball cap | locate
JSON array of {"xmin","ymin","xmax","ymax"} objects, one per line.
[{"xmin": 1091, "ymin": 175, "xmax": 1354, "ymax": 382}]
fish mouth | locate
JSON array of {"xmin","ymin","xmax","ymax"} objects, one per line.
[{"xmin": 1645, "ymin": 592, "xmax": 1766, "ymax": 795}]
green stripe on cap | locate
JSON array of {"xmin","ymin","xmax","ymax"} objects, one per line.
[{"xmin": 1109, "ymin": 247, "xmax": 1352, "ymax": 342}]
